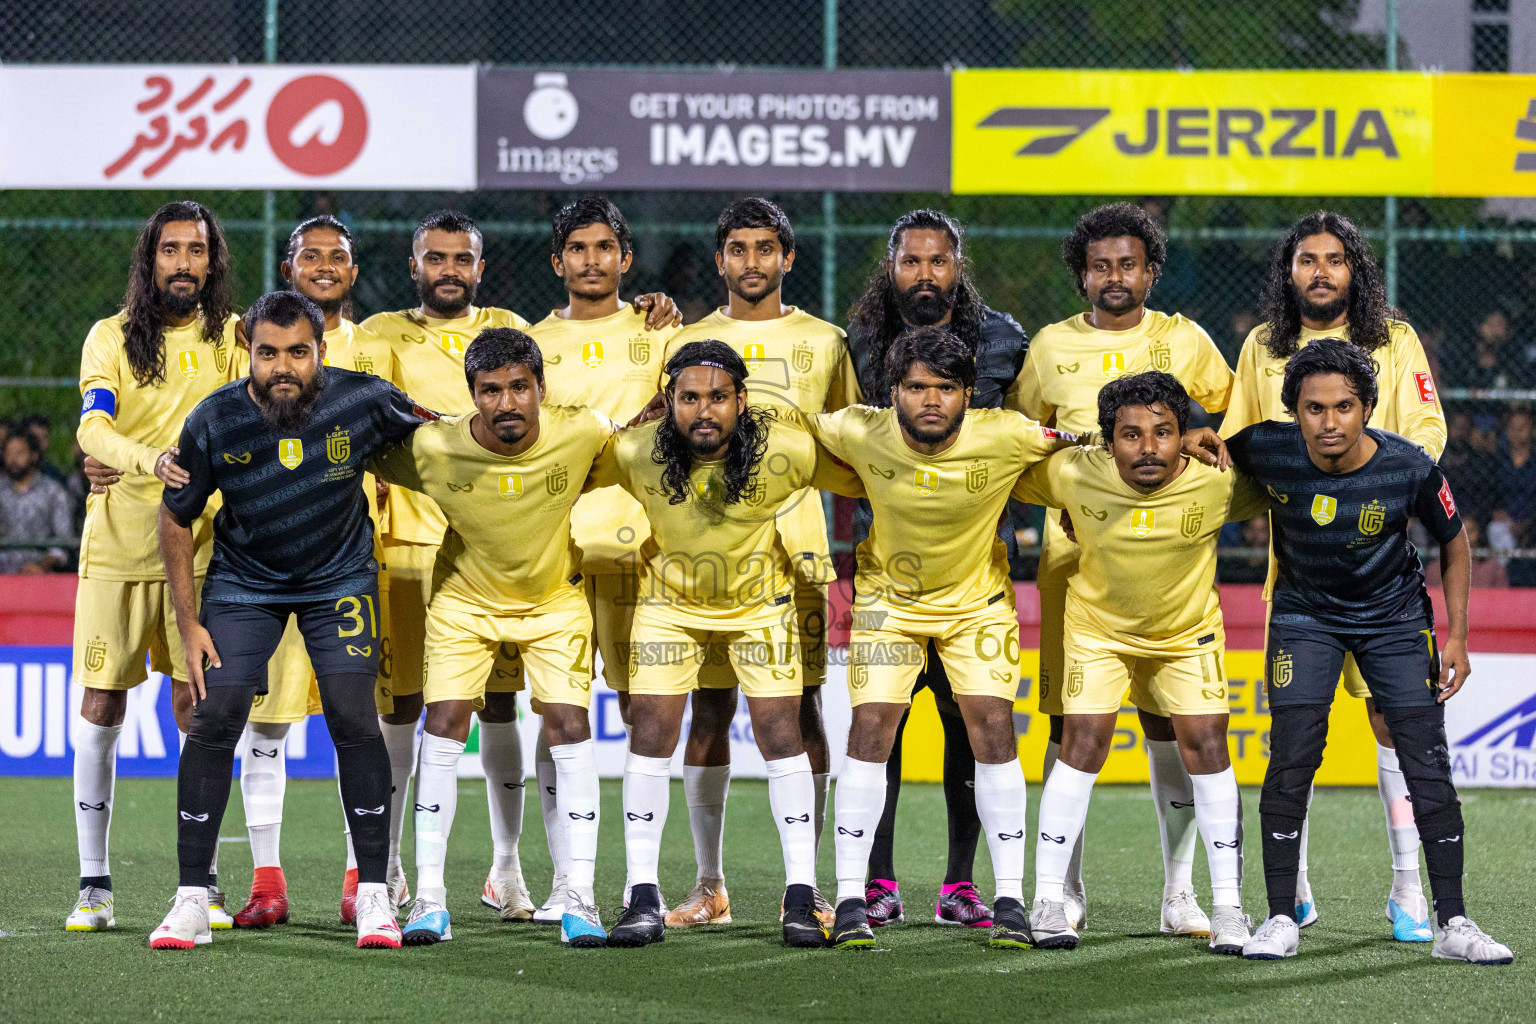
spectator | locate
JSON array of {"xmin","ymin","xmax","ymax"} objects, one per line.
[
  {"xmin": 1456, "ymin": 309, "xmax": 1532, "ymax": 391},
  {"xmin": 1219, "ymin": 515, "xmax": 1271, "ymax": 584},
  {"xmin": 17, "ymin": 414, "xmax": 66, "ymax": 485},
  {"xmin": 63, "ymin": 442, "xmax": 92, "ymax": 535},
  {"xmin": 0, "ymin": 431, "xmax": 74, "ymax": 574},
  {"xmin": 1426, "ymin": 519, "xmax": 1507, "ymax": 589},
  {"xmin": 1441, "ymin": 409, "xmax": 1499, "ymax": 525},
  {"xmin": 1494, "ymin": 407, "xmax": 1536, "ymax": 585}
]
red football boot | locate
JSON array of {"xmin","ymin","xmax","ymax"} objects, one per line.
[
  {"xmin": 234, "ymin": 867, "xmax": 290, "ymax": 929},
  {"xmin": 340, "ymin": 867, "xmax": 359, "ymax": 925}
]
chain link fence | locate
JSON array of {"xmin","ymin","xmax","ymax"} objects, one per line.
[{"xmin": 3, "ymin": 0, "xmax": 1531, "ymax": 581}]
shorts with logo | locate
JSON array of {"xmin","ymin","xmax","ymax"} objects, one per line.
[
  {"xmin": 249, "ymin": 616, "xmax": 323, "ymax": 724},
  {"xmin": 628, "ymin": 599, "xmax": 803, "ymax": 700},
  {"xmin": 846, "ymin": 597, "xmax": 1022, "ymax": 709},
  {"xmin": 72, "ymin": 576, "xmax": 202, "ymax": 689},
  {"xmin": 696, "ymin": 579, "xmax": 828, "ymax": 691},
  {"xmin": 586, "ymin": 570, "xmax": 640, "ymax": 692},
  {"xmin": 383, "ymin": 539, "xmax": 519, "ymax": 700},
  {"xmin": 199, "ymin": 581, "xmax": 382, "ymax": 691},
  {"xmin": 1265, "ymin": 619, "xmax": 1440, "ymax": 710},
  {"xmin": 1062, "ymin": 630, "xmax": 1230, "ymax": 717},
  {"xmin": 423, "ymin": 584, "xmax": 592, "ymax": 710},
  {"xmin": 1262, "ymin": 591, "xmax": 1371, "ymax": 701}
]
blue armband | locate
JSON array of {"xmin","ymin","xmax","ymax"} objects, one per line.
[{"xmin": 81, "ymin": 388, "xmax": 116, "ymax": 418}]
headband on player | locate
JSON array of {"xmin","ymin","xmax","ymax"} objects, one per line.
[{"xmin": 665, "ymin": 340, "xmax": 748, "ymax": 387}]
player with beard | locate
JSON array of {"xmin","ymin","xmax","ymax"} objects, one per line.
[
  {"xmin": 151, "ymin": 291, "xmax": 430, "ymax": 950},
  {"xmin": 361, "ymin": 210, "xmax": 680, "ymax": 916},
  {"xmin": 523, "ymin": 198, "xmax": 678, "ymax": 925},
  {"xmin": 67, "ymin": 201, "xmax": 245, "ymax": 934},
  {"xmin": 1220, "ymin": 212, "xmax": 1446, "ymax": 941},
  {"xmin": 651, "ymin": 198, "xmax": 860, "ymax": 931},
  {"xmin": 1005, "ymin": 203, "xmax": 1233, "ymax": 937},
  {"xmin": 842, "ymin": 208, "xmax": 1028, "ymax": 929}
]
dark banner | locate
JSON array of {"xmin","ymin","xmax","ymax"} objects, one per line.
[{"xmin": 478, "ymin": 68, "xmax": 950, "ymax": 191}]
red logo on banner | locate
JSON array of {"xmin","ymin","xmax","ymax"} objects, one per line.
[
  {"xmin": 266, "ymin": 75, "xmax": 368, "ymax": 176},
  {"xmin": 105, "ymin": 75, "xmax": 252, "ymax": 180},
  {"xmin": 1414, "ymin": 370, "xmax": 1437, "ymax": 405},
  {"xmin": 1439, "ymin": 478, "xmax": 1457, "ymax": 518}
]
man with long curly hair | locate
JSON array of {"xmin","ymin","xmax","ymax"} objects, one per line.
[
  {"xmin": 68, "ymin": 201, "xmax": 246, "ymax": 934},
  {"xmin": 1220, "ymin": 211, "xmax": 1447, "ymax": 942}
]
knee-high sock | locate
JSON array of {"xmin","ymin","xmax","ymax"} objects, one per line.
[
  {"xmin": 834, "ymin": 756, "xmax": 887, "ymax": 904},
  {"xmin": 478, "ymin": 719, "xmax": 525, "ymax": 878},
  {"xmin": 939, "ymin": 708, "xmax": 981, "ymax": 884},
  {"xmin": 379, "ymin": 720, "xmax": 419, "ymax": 880},
  {"xmin": 1042, "ymin": 738, "xmax": 1086, "ymax": 894},
  {"xmin": 73, "ymin": 719, "xmax": 121, "ymax": 885},
  {"xmin": 683, "ymin": 764, "xmax": 730, "ymax": 882},
  {"xmin": 1146, "ymin": 738, "xmax": 1198, "ymax": 897},
  {"xmin": 177, "ymin": 687, "xmax": 255, "ymax": 888},
  {"xmin": 535, "ymin": 731, "xmax": 570, "ymax": 882},
  {"xmin": 767, "ymin": 753, "xmax": 817, "ymax": 888},
  {"xmin": 339, "ymin": 762, "xmax": 357, "ymax": 871},
  {"xmin": 412, "ymin": 733, "xmax": 464, "ymax": 897},
  {"xmin": 812, "ymin": 772, "xmax": 830, "ymax": 859},
  {"xmin": 623, "ymin": 753, "xmax": 672, "ymax": 889},
  {"xmin": 241, "ymin": 721, "xmax": 289, "ymax": 870},
  {"xmin": 1190, "ymin": 767, "xmax": 1243, "ymax": 908},
  {"xmin": 551, "ymin": 739, "xmax": 600, "ymax": 896},
  {"xmin": 867, "ymin": 713, "xmax": 906, "ymax": 884},
  {"xmin": 1035, "ymin": 761, "xmax": 1096, "ymax": 902},
  {"xmin": 1380, "ymin": 705, "xmax": 1465, "ymax": 926},
  {"xmin": 1377, "ymin": 743, "xmax": 1423, "ymax": 890},
  {"xmin": 974, "ymin": 759, "xmax": 1027, "ymax": 901},
  {"xmin": 1260, "ymin": 706, "xmax": 1328, "ymax": 921}
]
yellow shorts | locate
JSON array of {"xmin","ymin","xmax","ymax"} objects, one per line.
[
  {"xmin": 628, "ymin": 601, "xmax": 803, "ymax": 699},
  {"xmin": 72, "ymin": 576, "xmax": 201, "ymax": 688},
  {"xmin": 1062, "ymin": 634, "xmax": 1230, "ymax": 717},
  {"xmin": 847, "ymin": 600, "xmax": 1022, "ymax": 708},
  {"xmin": 249, "ymin": 616, "xmax": 323, "ymax": 724},
  {"xmin": 695, "ymin": 580, "xmax": 828, "ymax": 691},
  {"xmin": 423, "ymin": 585, "xmax": 590, "ymax": 709},
  {"xmin": 1035, "ymin": 516, "xmax": 1076, "ymax": 717},
  {"xmin": 586, "ymin": 570, "xmax": 639, "ymax": 692},
  {"xmin": 1261, "ymin": 603, "xmax": 1369, "ymax": 701},
  {"xmin": 384, "ymin": 539, "xmax": 519, "ymax": 700}
]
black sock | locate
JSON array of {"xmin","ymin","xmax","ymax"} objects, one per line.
[
  {"xmin": 320, "ymin": 673, "xmax": 393, "ymax": 884},
  {"xmin": 784, "ymin": 883, "xmax": 814, "ymax": 913},
  {"xmin": 80, "ymin": 874, "xmax": 111, "ymax": 891},
  {"xmin": 866, "ymin": 709, "xmax": 907, "ymax": 883},
  {"xmin": 207, "ymin": 872, "xmax": 218, "ymax": 889},
  {"xmin": 939, "ymin": 706, "xmax": 980, "ymax": 884},
  {"xmin": 1380, "ymin": 704, "xmax": 1466, "ymax": 926},
  {"xmin": 176, "ymin": 685, "xmax": 254, "ymax": 888},
  {"xmin": 1260, "ymin": 704, "xmax": 1330, "ymax": 922},
  {"xmin": 629, "ymin": 883, "xmax": 661, "ymax": 911}
]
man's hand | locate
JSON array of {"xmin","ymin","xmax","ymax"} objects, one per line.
[
  {"xmin": 375, "ymin": 478, "xmax": 390, "ymax": 503},
  {"xmin": 1058, "ymin": 508, "xmax": 1077, "ymax": 544},
  {"xmin": 181, "ymin": 622, "xmax": 220, "ymax": 705},
  {"xmin": 633, "ymin": 292, "xmax": 683, "ymax": 330},
  {"xmin": 628, "ymin": 389, "xmax": 668, "ymax": 427},
  {"xmin": 84, "ymin": 456, "xmax": 121, "ymax": 494},
  {"xmin": 154, "ymin": 446, "xmax": 190, "ymax": 488},
  {"xmin": 1182, "ymin": 427, "xmax": 1231, "ymax": 470},
  {"xmin": 1438, "ymin": 636, "xmax": 1471, "ymax": 702}
]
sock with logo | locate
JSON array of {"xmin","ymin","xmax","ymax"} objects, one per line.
[
  {"xmin": 1377, "ymin": 743, "xmax": 1424, "ymax": 891},
  {"xmin": 974, "ymin": 758, "xmax": 1027, "ymax": 901},
  {"xmin": 240, "ymin": 721, "xmax": 290, "ymax": 870},
  {"xmin": 1034, "ymin": 761, "xmax": 1096, "ymax": 903},
  {"xmin": 766, "ymin": 753, "xmax": 817, "ymax": 888},
  {"xmin": 317, "ymin": 675, "xmax": 395, "ymax": 887},
  {"xmin": 478, "ymin": 718, "xmax": 525, "ymax": 878},
  {"xmin": 683, "ymin": 764, "xmax": 730, "ymax": 882},
  {"xmin": 1042, "ymin": 733, "xmax": 1087, "ymax": 897},
  {"xmin": 622, "ymin": 752, "xmax": 672, "ymax": 890},
  {"xmin": 1146, "ymin": 738, "xmax": 1199, "ymax": 897},
  {"xmin": 412, "ymin": 733, "xmax": 465, "ymax": 894},
  {"xmin": 812, "ymin": 771, "xmax": 831, "ymax": 858},
  {"xmin": 378, "ymin": 720, "xmax": 420, "ymax": 882},
  {"xmin": 1379, "ymin": 704, "xmax": 1465, "ymax": 926},
  {"xmin": 1260, "ymin": 705, "xmax": 1329, "ymax": 920},
  {"xmin": 176, "ymin": 686, "xmax": 255, "ymax": 888},
  {"xmin": 833, "ymin": 757, "xmax": 887, "ymax": 904},
  {"xmin": 73, "ymin": 718, "xmax": 122, "ymax": 885},
  {"xmin": 551, "ymin": 738, "xmax": 601, "ymax": 898},
  {"xmin": 1191, "ymin": 767, "xmax": 1243, "ymax": 907},
  {"xmin": 535, "ymin": 732, "xmax": 571, "ymax": 882}
]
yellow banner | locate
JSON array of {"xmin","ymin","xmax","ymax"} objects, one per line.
[
  {"xmin": 902, "ymin": 650, "xmax": 1377, "ymax": 786},
  {"xmin": 1433, "ymin": 73, "xmax": 1536, "ymax": 197},
  {"xmin": 953, "ymin": 69, "xmax": 1435, "ymax": 196}
]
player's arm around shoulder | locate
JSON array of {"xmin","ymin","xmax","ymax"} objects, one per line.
[
  {"xmin": 1010, "ymin": 443, "xmax": 1082, "ymax": 509},
  {"xmin": 1217, "ymin": 328, "xmax": 1266, "ymax": 440},
  {"xmin": 779, "ymin": 416, "xmax": 862, "ymax": 499},
  {"xmin": 1176, "ymin": 315, "xmax": 1235, "ymax": 414},
  {"xmin": 579, "ymin": 408, "xmax": 626, "ymax": 493},
  {"xmin": 368, "ymin": 411, "xmax": 442, "ymax": 494},
  {"xmin": 1387, "ymin": 321, "xmax": 1447, "ymax": 459}
]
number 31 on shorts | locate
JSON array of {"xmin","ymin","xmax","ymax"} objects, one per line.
[{"xmin": 336, "ymin": 595, "xmax": 379, "ymax": 639}]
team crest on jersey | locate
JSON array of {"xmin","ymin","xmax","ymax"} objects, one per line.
[
  {"xmin": 743, "ymin": 343, "xmax": 767, "ymax": 372},
  {"xmin": 212, "ymin": 345, "xmax": 229, "ymax": 373},
  {"xmin": 177, "ymin": 350, "xmax": 200, "ymax": 381},
  {"xmin": 628, "ymin": 337, "xmax": 650, "ymax": 365},
  {"xmin": 84, "ymin": 637, "xmax": 107, "ymax": 673},
  {"xmin": 1066, "ymin": 664, "xmax": 1084, "ymax": 698},
  {"xmin": 439, "ymin": 333, "xmax": 465, "ymax": 357},
  {"xmin": 1181, "ymin": 503, "xmax": 1204, "ymax": 538},
  {"xmin": 742, "ymin": 477, "xmax": 766, "ymax": 505},
  {"xmin": 499, "ymin": 473, "xmax": 524, "ymax": 500},
  {"xmin": 965, "ymin": 463, "xmax": 989, "ymax": 494},
  {"xmin": 1129, "ymin": 508, "xmax": 1156, "ymax": 538},
  {"xmin": 1266, "ymin": 485, "xmax": 1289, "ymax": 504},
  {"xmin": 1310, "ymin": 494, "xmax": 1337, "ymax": 526},
  {"xmin": 1150, "ymin": 341, "xmax": 1171, "ymax": 372},
  {"xmin": 793, "ymin": 343, "xmax": 814, "ymax": 374},
  {"xmin": 913, "ymin": 467, "xmax": 939, "ymax": 497},
  {"xmin": 278, "ymin": 439, "xmax": 303, "ymax": 470},
  {"xmin": 354, "ymin": 354, "xmax": 375, "ymax": 375},
  {"xmin": 326, "ymin": 427, "xmax": 350, "ymax": 465},
  {"xmin": 546, "ymin": 464, "xmax": 569, "ymax": 495},
  {"xmin": 582, "ymin": 341, "xmax": 604, "ymax": 368},
  {"xmin": 1270, "ymin": 649, "xmax": 1293, "ymax": 689},
  {"xmin": 1358, "ymin": 498, "xmax": 1385, "ymax": 536},
  {"xmin": 1102, "ymin": 352, "xmax": 1126, "ymax": 379}
]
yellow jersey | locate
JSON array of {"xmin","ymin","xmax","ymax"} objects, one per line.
[
  {"xmin": 76, "ymin": 312, "xmax": 245, "ymax": 580},
  {"xmin": 663, "ymin": 306, "xmax": 862, "ymax": 585},
  {"xmin": 592, "ymin": 416, "xmax": 861, "ymax": 628},
  {"xmin": 528, "ymin": 303, "xmax": 675, "ymax": 574},
  {"xmin": 1220, "ymin": 319, "xmax": 1446, "ymax": 459},
  {"xmin": 808, "ymin": 405, "xmax": 1076, "ymax": 620},
  {"xmin": 371, "ymin": 405, "xmax": 617, "ymax": 616},
  {"xmin": 361, "ymin": 305, "xmax": 532, "ymax": 544},
  {"xmin": 321, "ymin": 318, "xmax": 395, "ymax": 548},
  {"xmin": 1013, "ymin": 448, "xmax": 1267, "ymax": 652}
]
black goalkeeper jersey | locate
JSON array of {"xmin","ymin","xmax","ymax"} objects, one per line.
[
  {"xmin": 164, "ymin": 366, "xmax": 429, "ymax": 603},
  {"xmin": 1226, "ymin": 422, "xmax": 1463, "ymax": 632}
]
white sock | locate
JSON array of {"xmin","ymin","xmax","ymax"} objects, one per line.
[
  {"xmin": 356, "ymin": 881, "xmax": 387, "ymax": 902},
  {"xmin": 1043, "ymin": 737, "xmax": 1086, "ymax": 894},
  {"xmin": 478, "ymin": 719, "xmax": 525, "ymax": 878},
  {"xmin": 379, "ymin": 720, "xmax": 420, "ymax": 880},
  {"xmin": 1146, "ymin": 738, "xmax": 1198, "ymax": 896},
  {"xmin": 1296, "ymin": 785, "xmax": 1314, "ymax": 901},
  {"xmin": 1377, "ymin": 744, "xmax": 1423, "ymax": 890},
  {"xmin": 622, "ymin": 752, "xmax": 672, "ymax": 890},
  {"xmin": 177, "ymin": 885, "xmax": 209, "ymax": 903},
  {"xmin": 766, "ymin": 753, "xmax": 817, "ymax": 888},
  {"xmin": 551, "ymin": 738, "xmax": 600, "ymax": 896},
  {"xmin": 1190, "ymin": 767, "xmax": 1243, "ymax": 907},
  {"xmin": 240, "ymin": 721, "xmax": 289, "ymax": 870},
  {"xmin": 413, "ymin": 733, "xmax": 465, "ymax": 894},
  {"xmin": 72, "ymin": 719, "xmax": 121, "ymax": 880},
  {"xmin": 1035, "ymin": 762, "xmax": 1097, "ymax": 902},
  {"xmin": 683, "ymin": 764, "xmax": 730, "ymax": 881},
  {"xmin": 974, "ymin": 759, "xmax": 1028, "ymax": 901},
  {"xmin": 812, "ymin": 772, "xmax": 830, "ymax": 857},
  {"xmin": 833, "ymin": 757, "xmax": 887, "ymax": 904},
  {"xmin": 535, "ymin": 733, "xmax": 570, "ymax": 882}
]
